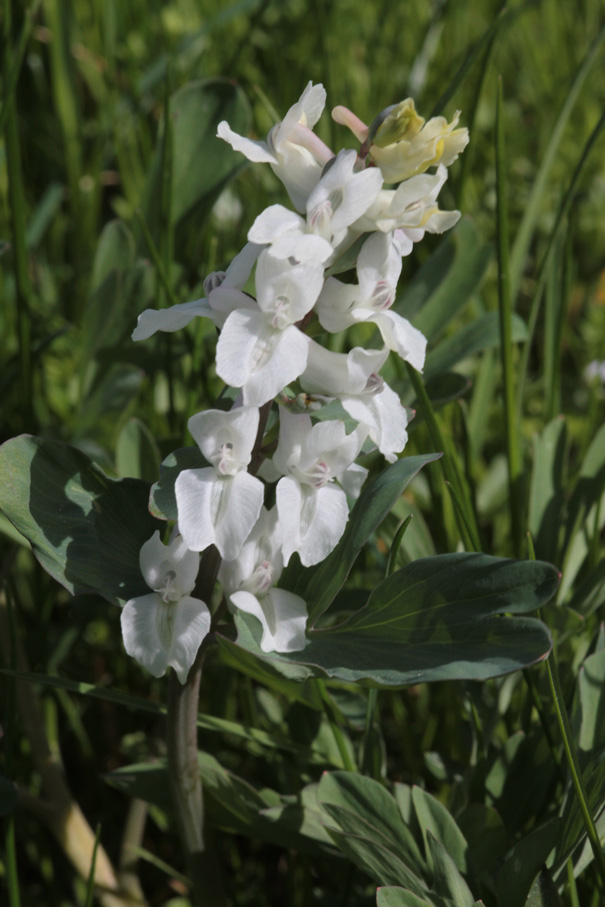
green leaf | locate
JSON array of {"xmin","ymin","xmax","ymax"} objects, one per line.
[
  {"xmin": 319, "ymin": 772, "xmax": 426, "ymax": 871},
  {"xmin": 411, "ymin": 786, "xmax": 468, "ymax": 873},
  {"xmin": 141, "ymin": 78, "xmax": 250, "ymax": 257},
  {"xmin": 90, "ymin": 219, "xmax": 136, "ymax": 293},
  {"xmin": 524, "ymin": 869, "xmax": 564, "ymax": 907},
  {"xmin": 456, "ymin": 804, "xmax": 507, "ymax": 879},
  {"xmin": 106, "ymin": 756, "xmax": 333, "ymax": 856},
  {"xmin": 225, "ymin": 554, "xmax": 556, "ymax": 687},
  {"xmin": 427, "ymin": 832, "xmax": 475, "ymax": 907},
  {"xmin": 578, "ymin": 647, "xmax": 605, "ymax": 761},
  {"xmin": 115, "ymin": 418, "xmax": 161, "ymax": 483},
  {"xmin": 423, "ymin": 312, "xmax": 528, "ymax": 381},
  {"xmin": 395, "ymin": 219, "xmax": 492, "ymax": 342},
  {"xmin": 280, "ymin": 454, "xmax": 442, "ymax": 624},
  {"xmin": 149, "ymin": 446, "xmax": 207, "ymax": 520},
  {"xmin": 376, "ymin": 888, "xmax": 433, "ymax": 907},
  {"xmin": 0, "ymin": 435, "xmax": 162, "ymax": 605},
  {"xmin": 324, "ymin": 824, "xmax": 428, "ymax": 894},
  {"xmin": 528, "ymin": 417, "xmax": 567, "ymax": 563},
  {"xmin": 496, "ymin": 819, "xmax": 563, "ymax": 907}
]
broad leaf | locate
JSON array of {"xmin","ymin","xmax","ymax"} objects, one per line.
[
  {"xmin": 223, "ymin": 554, "xmax": 556, "ymax": 687},
  {"xmin": 141, "ymin": 78, "xmax": 250, "ymax": 257},
  {"xmin": 411, "ymin": 786, "xmax": 468, "ymax": 873},
  {"xmin": 496, "ymin": 819, "xmax": 563, "ymax": 907},
  {"xmin": 0, "ymin": 435, "xmax": 162, "ymax": 606}
]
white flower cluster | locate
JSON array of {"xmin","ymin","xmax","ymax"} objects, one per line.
[{"xmin": 122, "ymin": 83, "xmax": 468, "ymax": 683}]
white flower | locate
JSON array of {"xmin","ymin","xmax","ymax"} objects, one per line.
[
  {"xmin": 272, "ymin": 408, "xmax": 364, "ymax": 566},
  {"xmin": 131, "ymin": 242, "xmax": 261, "ymax": 341},
  {"xmin": 120, "ymin": 531, "xmax": 210, "ymax": 683},
  {"xmin": 175, "ymin": 408, "xmax": 264, "ymax": 560},
  {"xmin": 219, "ymin": 507, "xmax": 308, "ymax": 653},
  {"xmin": 248, "ymin": 149, "xmax": 383, "ymax": 262},
  {"xmin": 218, "ymin": 82, "xmax": 334, "ymax": 211},
  {"xmin": 315, "ymin": 232, "xmax": 427, "ymax": 371},
  {"xmin": 215, "ymin": 251, "xmax": 324, "ymax": 406},
  {"xmin": 299, "ymin": 344, "xmax": 409, "ymax": 462},
  {"xmin": 355, "ymin": 165, "xmax": 460, "ymax": 247}
]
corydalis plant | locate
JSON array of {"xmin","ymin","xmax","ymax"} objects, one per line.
[{"xmin": 128, "ymin": 82, "xmax": 468, "ymax": 683}]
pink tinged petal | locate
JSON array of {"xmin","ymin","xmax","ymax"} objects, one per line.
[
  {"xmin": 373, "ymin": 310, "xmax": 427, "ymax": 371},
  {"xmin": 217, "ymin": 121, "xmax": 277, "ymax": 164},
  {"xmin": 187, "ymin": 407, "xmax": 259, "ymax": 474},
  {"xmin": 132, "ymin": 299, "xmax": 215, "ymax": 341},
  {"xmin": 357, "ymin": 232, "xmax": 402, "ymax": 296},
  {"xmin": 276, "ymin": 82, "xmax": 326, "ymax": 145},
  {"xmin": 331, "ymin": 105, "xmax": 369, "ymax": 143},
  {"xmin": 230, "ymin": 588, "xmax": 308, "ymax": 653},
  {"xmin": 277, "ymin": 478, "xmax": 349, "ymax": 566},
  {"xmin": 315, "ymin": 278, "xmax": 358, "ymax": 333}
]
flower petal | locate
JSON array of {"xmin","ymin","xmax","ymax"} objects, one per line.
[
  {"xmin": 277, "ymin": 477, "xmax": 349, "ymax": 566},
  {"xmin": 132, "ymin": 299, "xmax": 215, "ymax": 341},
  {"xmin": 217, "ymin": 121, "xmax": 277, "ymax": 164},
  {"xmin": 230, "ymin": 588, "xmax": 308, "ymax": 653}
]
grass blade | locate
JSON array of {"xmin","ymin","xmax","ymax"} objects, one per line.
[
  {"xmin": 495, "ymin": 76, "xmax": 523, "ymax": 557},
  {"xmin": 510, "ymin": 23, "xmax": 605, "ymax": 301}
]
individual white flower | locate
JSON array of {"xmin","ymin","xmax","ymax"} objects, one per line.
[
  {"xmin": 315, "ymin": 232, "xmax": 427, "ymax": 371},
  {"xmin": 215, "ymin": 250, "xmax": 324, "ymax": 406},
  {"xmin": 332, "ymin": 98, "xmax": 469, "ymax": 183},
  {"xmin": 219, "ymin": 507, "xmax": 308, "ymax": 653},
  {"xmin": 218, "ymin": 82, "xmax": 334, "ymax": 211},
  {"xmin": 131, "ymin": 242, "xmax": 261, "ymax": 341},
  {"xmin": 175, "ymin": 408, "xmax": 264, "ymax": 560},
  {"xmin": 354, "ymin": 165, "xmax": 460, "ymax": 249},
  {"xmin": 248, "ymin": 149, "xmax": 383, "ymax": 262},
  {"xmin": 299, "ymin": 344, "xmax": 409, "ymax": 463},
  {"xmin": 120, "ymin": 531, "xmax": 210, "ymax": 683},
  {"xmin": 272, "ymin": 408, "xmax": 365, "ymax": 566}
]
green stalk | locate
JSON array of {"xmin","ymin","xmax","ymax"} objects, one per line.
[
  {"xmin": 567, "ymin": 857, "xmax": 580, "ymax": 907},
  {"xmin": 0, "ymin": 1, "xmax": 40, "ymax": 138},
  {"xmin": 495, "ymin": 77, "xmax": 522, "ymax": 558},
  {"xmin": 406, "ymin": 362, "xmax": 481, "ymax": 551},
  {"xmin": 543, "ymin": 635, "xmax": 605, "ymax": 888},
  {"xmin": 4, "ymin": 588, "xmax": 20, "ymax": 907},
  {"xmin": 83, "ymin": 825, "xmax": 101, "ymax": 907},
  {"xmin": 445, "ymin": 481, "xmax": 480, "ymax": 553},
  {"xmin": 167, "ymin": 546, "xmax": 225, "ymax": 907},
  {"xmin": 386, "ymin": 514, "xmax": 413, "ymax": 576},
  {"xmin": 4, "ymin": 0, "xmax": 33, "ymax": 431},
  {"xmin": 158, "ymin": 74, "xmax": 176, "ymax": 432}
]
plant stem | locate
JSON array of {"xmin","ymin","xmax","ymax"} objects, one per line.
[
  {"xmin": 542, "ymin": 612, "xmax": 605, "ymax": 889},
  {"xmin": 406, "ymin": 362, "xmax": 481, "ymax": 551},
  {"xmin": 316, "ymin": 680, "xmax": 357, "ymax": 773},
  {"xmin": 495, "ymin": 77, "xmax": 523, "ymax": 558}
]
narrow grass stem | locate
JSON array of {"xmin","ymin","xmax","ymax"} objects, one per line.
[
  {"xmin": 495, "ymin": 77, "xmax": 523, "ymax": 558},
  {"xmin": 406, "ymin": 363, "xmax": 481, "ymax": 551},
  {"xmin": 567, "ymin": 857, "xmax": 580, "ymax": 907},
  {"xmin": 542, "ymin": 628, "xmax": 605, "ymax": 889}
]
